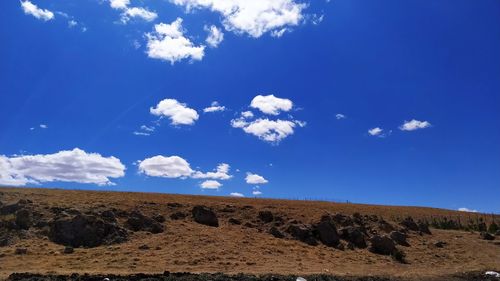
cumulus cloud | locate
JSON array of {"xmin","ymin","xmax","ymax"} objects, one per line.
[
  {"xmin": 252, "ymin": 190, "xmax": 262, "ymax": 196},
  {"xmin": 205, "ymin": 25, "xmax": 224, "ymax": 48},
  {"xmin": 368, "ymin": 127, "xmax": 383, "ymax": 136},
  {"xmin": 170, "ymin": 0, "xmax": 307, "ymax": 38},
  {"xmin": 138, "ymin": 155, "xmax": 193, "ymax": 178},
  {"xmin": 146, "ymin": 18, "xmax": 205, "ymax": 64},
  {"xmin": 20, "ymin": 0, "xmax": 54, "ymax": 21},
  {"xmin": 250, "ymin": 94, "xmax": 293, "ymax": 115},
  {"xmin": 133, "ymin": 125, "xmax": 155, "ymax": 136},
  {"xmin": 138, "ymin": 156, "xmax": 232, "ymax": 188},
  {"xmin": 230, "ymin": 192, "xmax": 244, "ymax": 197},
  {"xmin": 241, "ymin": 111, "xmax": 254, "ymax": 119},
  {"xmin": 150, "ymin": 98, "xmax": 199, "ymax": 126},
  {"xmin": 335, "ymin": 113, "xmax": 346, "ymax": 120},
  {"xmin": 232, "ymin": 118, "xmax": 303, "ymax": 143},
  {"xmin": 399, "ymin": 119, "xmax": 432, "ymax": 131},
  {"xmin": 108, "ymin": 0, "xmax": 157, "ymax": 23},
  {"xmin": 245, "ymin": 172, "xmax": 268, "ymax": 184},
  {"xmin": 200, "ymin": 180, "xmax": 222, "ymax": 189},
  {"xmin": 458, "ymin": 207, "xmax": 478, "ymax": 213},
  {"xmin": 0, "ymin": 148, "xmax": 125, "ymax": 186},
  {"xmin": 203, "ymin": 101, "xmax": 226, "ymax": 113}
]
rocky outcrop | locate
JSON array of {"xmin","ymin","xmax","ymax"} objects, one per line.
[
  {"xmin": 315, "ymin": 220, "xmax": 340, "ymax": 247},
  {"xmin": 390, "ymin": 231, "xmax": 409, "ymax": 247},
  {"xmin": 286, "ymin": 224, "xmax": 318, "ymax": 246},
  {"xmin": 126, "ymin": 211, "xmax": 164, "ymax": 233},
  {"xmin": 400, "ymin": 217, "xmax": 419, "ymax": 231},
  {"xmin": 49, "ymin": 214, "xmax": 128, "ymax": 247},
  {"xmin": 340, "ymin": 226, "xmax": 367, "ymax": 248},
  {"xmin": 369, "ymin": 235, "xmax": 396, "ymax": 255},
  {"xmin": 192, "ymin": 206, "xmax": 219, "ymax": 227},
  {"xmin": 258, "ymin": 211, "xmax": 274, "ymax": 223}
]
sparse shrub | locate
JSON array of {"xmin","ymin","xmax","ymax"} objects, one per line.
[{"xmin": 488, "ymin": 222, "xmax": 499, "ymax": 234}]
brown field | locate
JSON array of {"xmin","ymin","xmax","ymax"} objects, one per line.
[{"xmin": 0, "ymin": 187, "xmax": 499, "ymax": 280}]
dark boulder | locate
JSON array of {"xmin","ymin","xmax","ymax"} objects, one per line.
[
  {"xmin": 15, "ymin": 209, "xmax": 32, "ymax": 230},
  {"xmin": 228, "ymin": 218, "xmax": 241, "ymax": 225},
  {"xmin": 434, "ymin": 241, "xmax": 447, "ymax": 248},
  {"xmin": 369, "ymin": 235, "xmax": 396, "ymax": 255},
  {"xmin": 480, "ymin": 231, "xmax": 495, "ymax": 241},
  {"xmin": 100, "ymin": 210, "xmax": 117, "ymax": 222},
  {"xmin": 167, "ymin": 203, "xmax": 183, "ymax": 208},
  {"xmin": 63, "ymin": 246, "xmax": 74, "ymax": 254},
  {"xmin": 170, "ymin": 212, "xmax": 187, "ymax": 220},
  {"xmin": 0, "ymin": 201, "xmax": 26, "ymax": 215},
  {"xmin": 400, "ymin": 217, "xmax": 419, "ymax": 231},
  {"xmin": 192, "ymin": 206, "xmax": 219, "ymax": 227},
  {"xmin": 418, "ymin": 221, "xmax": 432, "ymax": 235},
  {"xmin": 378, "ymin": 219, "xmax": 395, "ymax": 233},
  {"xmin": 126, "ymin": 211, "xmax": 164, "ymax": 233},
  {"xmin": 269, "ymin": 227, "xmax": 285, "ymax": 238},
  {"xmin": 340, "ymin": 226, "xmax": 367, "ymax": 248},
  {"xmin": 331, "ymin": 213, "xmax": 354, "ymax": 227},
  {"xmin": 315, "ymin": 220, "xmax": 340, "ymax": 247},
  {"xmin": 390, "ymin": 231, "xmax": 409, "ymax": 247},
  {"xmin": 152, "ymin": 214, "xmax": 166, "ymax": 223},
  {"xmin": 287, "ymin": 224, "xmax": 318, "ymax": 246},
  {"xmin": 49, "ymin": 214, "xmax": 128, "ymax": 248},
  {"xmin": 258, "ymin": 211, "xmax": 274, "ymax": 223}
]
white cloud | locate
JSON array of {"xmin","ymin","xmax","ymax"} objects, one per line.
[
  {"xmin": 0, "ymin": 148, "xmax": 125, "ymax": 186},
  {"xmin": 233, "ymin": 118, "xmax": 302, "ymax": 143},
  {"xmin": 146, "ymin": 18, "xmax": 205, "ymax": 64},
  {"xmin": 140, "ymin": 125, "xmax": 155, "ymax": 132},
  {"xmin": 138, "ymin": 155, "xmax": 193, "ymax": 178},
  {"xmin": 205, "ymin": 25, "xmax": 224, "ymax": 48},
  {"xmin": 200, "ymin": 180, "xmax": 222, "ymax": 189},
  {"xmin": 133, "ymin": 125, "xmax": 155, "ymax": 136},
  {"xmin": 252, "ymin": 190, "xmax": 262, "ymax": 196},
  {"xmin": 108, "ymin": 0, "xmax": 157, "ymax": 23},
  {"xmin": 250, "ymin": 94, "xmax": 293, "ymax": 115},
  {"xmin": 21, "ymin": 0, "xmax": 54, "ymax": 21},
  {"xmin": 203, "ymin": 101, "xmax": 226, "ymax": 113},
  {"xmin": 241, "ymin": 111, "xmax": 254, "ymax": 119},
  {"xmin": 458, "ymin": 207, "xmax": 478, "ymax": 213},
  {"xmin": 170, "ymin": 0, "xmax": 307, "ymax": 38},
  {"xmin": 245, "ymin": 172, "xmax": 268, "ymax": 184},
  {"xmin": 150, "ymin": 98, "xmax": 199, "ymax": 126},
  {"xmin": 39, "ymin": 124, "xmax": 48, "ymax": 129},
  {"xmin": 368, "ymin": 127, "xmax": 383, "ymax": 136},
  {"xmin": 399, "ymin": 119, "xmax": 432, "ymax": 131},
  {"xmin": 230, "ymin": 192, "xmax": 244, "ymax": 197},
  {"xmin": 192, "ymin": 163, "xmax": 232, "ymax": 180},
  {"xmin": 335, "ymin": 113, "xmax": 346, "ymax": 120},
  {"xmin": 133, "ymin": 131, "xmax": 150, "ymax": 136},
  {"xmin": 270, "ymin": 28, "xmax": 288, "ymax": 38}
]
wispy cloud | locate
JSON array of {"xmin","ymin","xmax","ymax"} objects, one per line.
[{"xmin": 20, "ymin": 0, "xmax": 54, "ymax": 21}]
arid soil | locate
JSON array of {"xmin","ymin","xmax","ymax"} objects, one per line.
[{"xmin": 0, "ymin": 187, "xmax": 499, "ymax": 281}]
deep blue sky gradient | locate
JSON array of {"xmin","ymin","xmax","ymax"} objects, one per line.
[{"xmin": 1, "ymin": 0, "xmax": 499, "ymax": 212}]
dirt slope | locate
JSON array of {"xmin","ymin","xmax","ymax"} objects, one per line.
[{"xmin": 0, "ymin": 187, "xmax": 499, "ymax": 280}]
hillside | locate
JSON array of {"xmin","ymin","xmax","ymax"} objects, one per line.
[{"xmin": 0, "ymin": 187, "xmax": 499, "ymax": 280}]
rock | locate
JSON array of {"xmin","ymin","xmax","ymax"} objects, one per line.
[
  {"xmin": 167, "ymin": 203, "xmax": 183, "ymax": 208},
  {"xmin": 369, "ymin": 235, "xmax": 396, "ymax": 255},
  {"xmin": 390, "ymin": 231, "xmax": 409, "ymax": 247},
  {"xmin": 15, "ymin": 248, "xmax": 27, "ymax": 255},
  {"xmin": 0, "ymin": 201, "xmax": 25, "ymax": 215},
  {"xmin": 269, "ymin": 227, "xmax": 285, "ymax": 238},
  {"xmin": 331, "ymin": 213, "xmax": 353, "ymax": 227},
  {"xmin": 126, "ymin": 211, "xmax": 164, "ymax": 233},
  {"xmin": 63, "ymin": 246, "xmax": 74, "ymax": 254},
  {"xmin": 418, "ymin": 221, "xmax": 432, "ymax": 235},
  {"xmin": 100, "ymin": 210, "xmax": 116, "ymax": 222},
  {"xmin": 287, "ymin": 224, "xmax": 318, "ymax": 246},
  {"xmin": 228, "ymin": 218, "xmax": 241, "ymax": 225},
  {"xmin": 480, "ymin": 231, "xmax": 495, "ymax": 241},
  {"xmin": 49, "ymin": 214, "xmax": 128, "ymax": 247},
  {"xmin": 258, "ymin": 211, "xmax": 274, "ymax": 223},
  {"xmin": 221, "ymin": 205, "xmax": 236, "ymax": 213},
  {"xmin": 340, "ymin": 226, "xmax": 367, "ymax": 248},
  {"xmin": 170, "ymin": 212, "xmax": 187, "ymax": 220},
  {"xmin": 434, "ymin": 241, "xmax": 447, "ymax": 248},
  {"xmin": 15, "ymin": 209, "xmax": 32, "ymax": 230},
  {"xmin": 496, "ymin": 230, "xmax": 500, "ymax": 236},
  {"xmin": 315, "ymin": 220, "xmax": 340, "ymax": 247},
  {"xmin": 138, "ymin": 244, "xmax": 150, "ymax": 250},
  {"xmin": 400, "ymin": 217, "xmax": 419, "ymax": 231},
  {"xmin": 152, "ymin": 214, "xmax": 166, "ymax": 223},
  {"xmin": 243, "ymin": 222, "xmax": 256, "ymax": 228},
  {"xmin": 192, "ymin": 206, "xmax": 219, "ymax": 227},
  {"xmin": 378, "ymin": 219, "xmax": 395, "ymax": 233}
]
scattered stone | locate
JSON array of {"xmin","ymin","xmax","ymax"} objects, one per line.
[
  {"xmin": 258, "ymin": 211, "xmax": 274, "ymax": 223},
  {"xmin": 400, "ymin": 217, "xmax": 419, "ymax": 231},
  {"xmin": 434, "ymin": 241, "xmax": 447, "ymax": 248},
  {"xmin": 14, "ymin": 248, "xmax": 27, "ymax": 255},
  {"xmin": 192, "ymin": 206, "xmax": 219, "ymax": 227},
  {"xmin": 49, "ymin": 214, "xmax": 128, "ymax": 247},
  {"xmin": 126, "ymin": 211, "xmax": 164, "ymax": 233},
  {"xmin": 378, "ymin": 219, "xmax": 395, "ymax": 233},
  {"xmin": 480, "ymin": 232, "xmax": 495, "ymax": 241},
  {"xmin": 138, "ymin": 244, "xmax": 150, "ymax": 250},
  {"xmin": 167, "ymin": 203, "xmax": 183, "ymax": 208},
  {"xmin": 170, "ymin": 212, "xmax": 187, "ymax": 220},
  {"xmin": 369, "ymin": 235, "xmax": 396, "ymax": 255},
  {"xmin": 63, "ymin": 246, "xmax": 74, "ymax": 254},
  {"xmin": 228, "ymin": 218, "xmax": 241, "ymax": 225},
  {"xmin": 221, "ymin": 205, "xmax": 236, "ymax": 213},
  {"xmin": 340, "ymin": 226, "xmax": 367, "ymax": 248},
  {"xmin": 390, "ymin": 231, "xmax": 409, "ymax": 247},
  {"xmin": 269, "ymin": 227, "xmax": 285, "ymax": 238},
  {"xmin": 418, "ymin": 221, "xmax": 432, "ymax": 235},
  {"xmin": 152, "ymin": 214, "xmax": 165, "ymax": 223},
  {"xmin": 0, "ymin": 201, "xmax": 25, "ymax": 215},
  {"xmin": 315, "ymin": 220, "xmax": 340, "ymax": 247}
]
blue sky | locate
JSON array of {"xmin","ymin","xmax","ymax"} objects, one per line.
[{"xmin": 1, "ymin": 0, "xmax": 499, "ymax": 213}]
